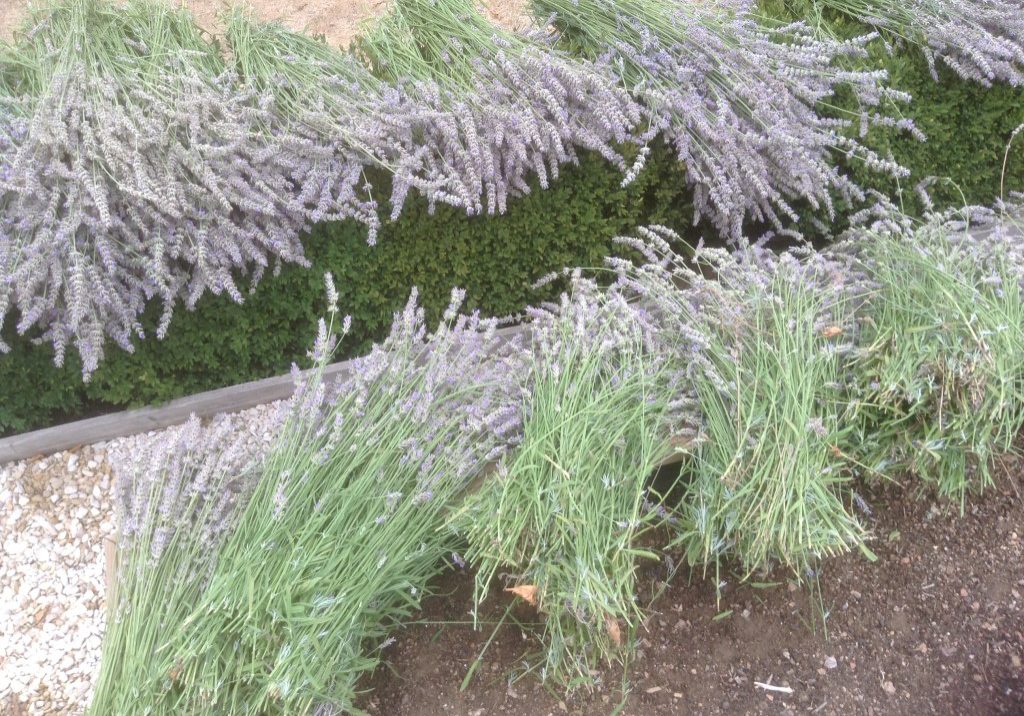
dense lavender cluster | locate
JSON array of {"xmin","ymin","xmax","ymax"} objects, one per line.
[
  {"xmin": 535, "ymin": 0, "xmax": 921, "ymax": 239},
  {"xmin": 918, "ymin": 0, "xmax": 1024, "ymax": 85},
  {"xmin": 309, "ymin": 287, "xmax": 530, "ymax": 480},
  {"xmin": 357, "ymin": 0, "xmax": 645, "ymax": 218},
  {"xmin": 831, "ymin": 0, "xmax": 1024, "ymax": 86},
  {"xmin": 110, "ymin": 411, "xmax": 274, "ymax": 579},
  {"xmin": 604, "ymin": 226, "xmax": 871, "ymax": 572},
  {"xmin": 0, "ymin": 5, "xmax": 385, "ymax": 377},
  {"xmin": 1, "ymin": 68, "xmax": 319, "ymax": 375},
  {"xmin": 0, "ymin": 0, "xmax": 646, "ymax": 375}
]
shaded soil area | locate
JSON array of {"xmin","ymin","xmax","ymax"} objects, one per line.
[{"xmin": 360, "ymin": 469, "xmax": 1024, "ymax": 715}]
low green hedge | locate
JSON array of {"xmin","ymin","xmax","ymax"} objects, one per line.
[{"xmin": 2, "ymin": 39, "xmax": 1021, "ymax": 435}]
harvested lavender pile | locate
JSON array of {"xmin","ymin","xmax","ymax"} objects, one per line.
[
  {"xmin": 82, "ymin": 210, "xmax": 1024, "ymax": 708},
  {"xmin": 801, "ymin": 0, "xmax": 1024, "ymax": 86},
  {"xmin": 532, "ymin": 0, "xmax": 921, "ymax": 239},
  {"xmin": 89, "ymin": 281, "xmax": 527, "ymax": 714},
  {"xmin": 0, "ymin": 0, "xmax": 642, "ymax": 378},
  {"xmin": 0, "ymin": 0, "xmax": 351, "ymax": 376},
  {"xmin": 604, "ymin": 227, "xmax": 871, "ymax": 578},
  {"xmin": 842, "ymin": 205, "xmax": 1024, "ymax": 505},
  {"xmin": 456, "ymin": 267, "xmax": 692, "ymax": 687},
  {"xmin": 356, "ymin": 0, "xmax": 645, "ymax": 217}
]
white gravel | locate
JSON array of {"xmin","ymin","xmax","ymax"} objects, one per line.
[{"xmin": 0, "ymin": 401, "xmax": 285, "ymax": 715}]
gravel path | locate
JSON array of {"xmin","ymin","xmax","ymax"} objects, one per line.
[
  {"xmin": 0, "ymin": 402, "xmax": 284, "ymax": 715},
  {"xmin": 1, "ymin": 443, "xmax": 120, "ymax": 715}
]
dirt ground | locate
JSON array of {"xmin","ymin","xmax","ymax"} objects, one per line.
[
  {"xmin": 359, "ymin": 468, "xmax": 1024, "ymax": 716},
  {"xmin": 0, "ymin": 0, "xmax": 529, "ymax": 46}
]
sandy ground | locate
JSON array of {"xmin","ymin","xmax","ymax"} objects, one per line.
[{"xmin": 1, "ymin": 0, "xmax": 530, "ymax": 46}]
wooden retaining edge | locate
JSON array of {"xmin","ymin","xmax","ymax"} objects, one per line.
[{"xmin": 0, "ymin": 324, "xmax": 528, "ymax": 465}]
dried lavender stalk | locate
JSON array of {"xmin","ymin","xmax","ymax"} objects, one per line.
[{"xmin": 357, "ymin": 0, "xmax": 646, "ymax": 217}]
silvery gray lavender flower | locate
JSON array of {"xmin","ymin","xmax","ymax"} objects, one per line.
[
  {"xmin": 357, "ymin": 0, "xmax": 645, "ymax": 217},
  {"xmin": 533, "ymin": 0, "xmax": 920, "ymax": 240},
  {"xmin": 111, "ymin": 412, "xmax": 268, "ymax": 572},
  {"xmin": 810, "ymin": 0, "xmax": 1024, "ymax": 86},
  {"xmin": 0, "ymin": 2, "xmax": 377, "ymax": 377}
]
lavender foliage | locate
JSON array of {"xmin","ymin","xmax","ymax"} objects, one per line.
[
  {"xmin": 0, "ymin": 4, "xmax": 379, "ymax": 377},
  {"xmin": 357, "ymin": 0, "xmax": 646, "ymax": 217}
]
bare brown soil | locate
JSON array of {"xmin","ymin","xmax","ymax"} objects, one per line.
[
  {"xmin": 360, "ymin": 468, "xmax": 1024, "ymax": 716},
  {"xmin": 0, "ymin": 0, "xmax": 529, "ymax": 45}
]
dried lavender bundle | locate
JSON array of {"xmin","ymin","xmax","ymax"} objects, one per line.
[
  {"xmin": 91, "ymin": 412, "xmax": 277, "ymax": 715},
  {"xmin": 533, "ymin": 0, "xmax": 920, "ymax": 239},
  {"xmin": 226, "ymin": 12, "xmax": 427, "ymax": 232},
  {"xmin": 806, "ymin": 0, "xmax": 1024, "ymax": 86},
  {"xmin": 606, "ymin": 227, "xmax": 869, "ymax": 576},
  {"xmin": 457, "ymin": 269, "xmax": 691, "ymax": 688},
  {"xmin": 93, "ymin": 288, "xmax": 528, "ymax": 714},
  {"xmin": 841, "ymin": 207, "xmax": 1024, "ymax": 505},
  {"xmin": 0, "ymin": 0, "xmax": 377, "ymax": 377},
  {"xmin": 358, "ymin": 0, "xmax": 646, "ymax": 217}
]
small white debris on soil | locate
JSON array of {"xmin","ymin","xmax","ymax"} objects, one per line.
[{"xmin": 1, "ymin": 401, "xmax": 284, "ymax": 715}]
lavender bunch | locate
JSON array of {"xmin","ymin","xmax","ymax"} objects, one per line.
[
  {"xmin": 91, "ymin": 412, "xmax": 277, "ymax": 715},
  {"xmin": 803, "ymin": 0, "xmax": 1024, "ymax": 86},
  {"xmin": 357, "ymin": 0, "xmax": 646, "ymax": 217},
  {"xmin": 607, "ymin": 227, "xmax": 869, "ymax": 577},
  {"xmin": 102, "ymin": 287, "xmax": 527, "ymax": 714},
  {"xmin": 456, "ymin": 270, "xmax": 688, "ymax": 688},
  {"xmin": 843, "ymin": 208, "xmax": 1024, "ymax": 505},
  {"xmin": 0, "ymin": 0, "xmax": 377, "ymax": 377},
  {"xmin": 533, "ymin": 0, "xmax": 920, "ymax": 239},
  {"xmin": 226, "ymin": 11, "xmax": 429, "ymax": 231}
]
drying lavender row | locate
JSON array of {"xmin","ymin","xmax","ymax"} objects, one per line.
[{"xmin": 1, "ymin": 0, "xmax": 1019, "ymax": 381}]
